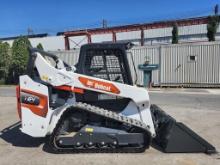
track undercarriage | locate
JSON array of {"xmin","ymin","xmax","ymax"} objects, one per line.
[{"xmin": 48, "ymin": 102, "xmax": 151, "ymax": 153}]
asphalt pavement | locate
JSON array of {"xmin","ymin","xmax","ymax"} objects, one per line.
[
  {"xmin": 0, "ymin": 86, "xmax": 16, "ymax": 97},
  {"xmin": 0, "ymin": 86, "xmax": 220, "ymax": 165}
]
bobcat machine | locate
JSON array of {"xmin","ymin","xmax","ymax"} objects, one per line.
[{"xmin": 16, "ymin": 42, "xmax": 216, "ymax": 154}]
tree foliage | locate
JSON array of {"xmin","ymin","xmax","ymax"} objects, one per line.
[
  {"xmin": 0, "ymin": 42, "xmax": 10, "ymax": 69},
  {"xmin": 172, "ymin": 23, "xmax": 179, "ymax": 44},
  {"xmin": 0, "ymin": 42, "xmax": 11, "ymax": 81},
  {"xmin": 215, "ymin": 4, "xmax": 219, "ymax": 15},
  {"xmin": 37, "ymin": 43, "xmax": 44, "ymax": 50},
  {"xmin": 207, "ymin": 16, "xmax": 220, "ymax": 41},
  {"xmin": 9, "ymin": 37, "xmax": 31, "ymax": 83}
]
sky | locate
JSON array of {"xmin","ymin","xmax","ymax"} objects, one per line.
[{"xmin": 0, "ymin": 0, "xmax": 219, "ymax": 37}]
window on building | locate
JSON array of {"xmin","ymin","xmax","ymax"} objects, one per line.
[{"xmin": 188, "ymin": 55, "xmax": 197, "ymax": 62}]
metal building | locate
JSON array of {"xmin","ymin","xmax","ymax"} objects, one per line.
[
  {"xmin": 63, "ymin": 16, "xmax": 220, "ymax": 50},
  {"xmin": 1, "ymin": 34, "xmax": 65, "ymax": 51},
  {"xmin": 1, "ymin": 16, "xmax": 220, "ymax": 52}
]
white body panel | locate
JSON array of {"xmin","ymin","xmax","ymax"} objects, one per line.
[
  {"xmin": 19, "ymin": 76, "xmax": 52, "ymax": 137},
  {"xmin": 18, "ymin": 52, "xmax": 156, "ymax": 137}
]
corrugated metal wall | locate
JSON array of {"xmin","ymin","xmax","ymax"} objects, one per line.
[
  {"xmin": 31, "ymin": 36, "xmax": 65, "ymax": 50},
  {"xmin": 51, "ymin": 49, "xmax": 80, "ymax": 65},
  {"xmin": 92, "ymin": 34, "xmax": 112, "ymax": 43},
  {"xmin": 51, "ymin": 46, "xmax": 160, "ymax": 85},
  {"xmin": 52, "ymin": 42, "xmax": 220, "ymax": 87},
  {"xmin": 144, "ymin": 27, "xmax": 172, "ymax": 38},
  {"xmin": 128, "ymin": 46, "xmax": 160, "ymax": 85},
  {"xmin": 160, "ymin": 43, "xmax": 220, "ymax": 86},
  {"xmin": 179, "ymin": 24, "xmax": 207, "ymax": 35},
  {"xmin": 116, "ymin": 31, "xmax": 141, "ymax": 40}
]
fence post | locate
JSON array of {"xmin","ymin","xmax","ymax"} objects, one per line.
[{"xmin": 158, "ymin": 45, "xmax": 162, "ymax": 86}]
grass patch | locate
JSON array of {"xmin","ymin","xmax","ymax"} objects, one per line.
[
  {"xmin": 0, "ymin": 79, "xmax": 5, "ymax": 85},
  {"xmin": 0, "ymin": 79, "xmax": 16, "ymax": 87}
]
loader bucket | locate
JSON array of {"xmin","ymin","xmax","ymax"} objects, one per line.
[{"xmin": 150, "ymin": 104, "xmax": 216, "ymax": 154}]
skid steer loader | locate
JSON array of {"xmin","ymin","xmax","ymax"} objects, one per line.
[{"xmin": 16, "ymin": 42, "xmax": 216, "ymax": 154}]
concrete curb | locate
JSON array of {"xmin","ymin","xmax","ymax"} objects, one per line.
[{"xmin": 148, "ymin": 88, "xmax": 220, "ymax": 95}]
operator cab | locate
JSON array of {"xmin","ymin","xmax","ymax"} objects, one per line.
[
  {"xmin": 75, "ymin": 42, "xmax": 134, "ymax": 85},
  {"xmin": 75, "ymin": 42, "xmax": 135, "ymax": 112}
]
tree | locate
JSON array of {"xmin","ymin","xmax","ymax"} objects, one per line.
[
  {"xmin": 0, "ymin": 42, "xmax": 11, "ymax": 82},
  {"xmin": 207, "ymin": 16, "xmax": 220, "ymax": 41},
  {"xmin": 215, "ymin": 4, "xmax": 219, "ymax": 15},
  {"xmin": 37, "ymin": 43, "xmax": 44, "ymax": 50},
  {"xmin": 9, "ymin": 37, "xmax": 31, "ymax": 83},
  {"xmin": 172, "ymin": 23, "xmax": 179, "ymax": 44}
]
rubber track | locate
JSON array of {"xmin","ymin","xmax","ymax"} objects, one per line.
[{"xmin": 47, "ymin": 102, "xmax": 151, "ymax": 153}]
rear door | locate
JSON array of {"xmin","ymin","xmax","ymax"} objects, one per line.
[{"xmin": 17, "ymin": 75, "xmax": 50, "ymax": 137}]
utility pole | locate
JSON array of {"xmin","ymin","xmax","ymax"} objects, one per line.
[
  {"xmin": 102, "ymin": 19, "xmax": 107, "ymax": 28},
  {"xmin": 27, "ymin": 27, "xmax": 33, "ymax": 36}
]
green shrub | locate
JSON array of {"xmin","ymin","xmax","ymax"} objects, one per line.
[
  {"xmin": 37, "ymin": 43, "xmax": 44, "ymax": 50},
  {"xmin": 0, "ymin": 42, "xmax": 11, "ymax": 83},
  {"xmin": 8, "ymin": 37, "xmax": 31, "ymax": 84},
  {"xmin": 172, "ymin": 23, "xmax": 179, "ymax": 44},
  {"xmin": 207, "ymin": 15, "xmax": 220, "ymax": 41}
]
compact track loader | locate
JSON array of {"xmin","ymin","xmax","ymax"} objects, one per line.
[{"xmin": 16, "ymin": 42, "xmax": 216, "ymax": 154}]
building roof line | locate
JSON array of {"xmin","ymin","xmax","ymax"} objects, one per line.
[
  {"xmin": 62, "ymin": 16, "xmax": 212, "ymax": 37},
  {"xmin": 0, "ymin": 33, "xmax": 48, "ymax": 41}
]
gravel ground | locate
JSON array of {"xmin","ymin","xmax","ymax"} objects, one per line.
[{"xmin": 0, "ymin": 87, "xmax": 220, "ymax": 165}]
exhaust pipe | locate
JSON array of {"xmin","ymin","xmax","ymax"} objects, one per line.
[{"xmin": 150, "ymin": 104, "xmax": 216, "ymax": 154}]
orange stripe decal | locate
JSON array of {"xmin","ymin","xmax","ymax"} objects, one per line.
[
  {"xmin": 54, "ymin": 85, "xmax": 84, "ymax": 94},
  {"xmin": 78, "ymin": 77, "xmax": 120, "ymax": 94},
  {"xmin": 16, "ymin": 85, "xmax": 21, "ymax": 120}
]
